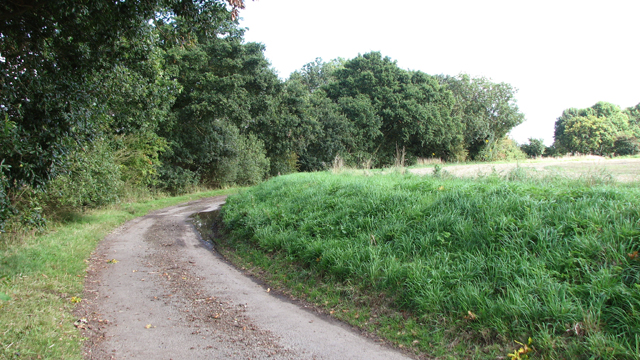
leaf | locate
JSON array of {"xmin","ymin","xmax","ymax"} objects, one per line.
[
  {"xmin": 145, "ymin": 324, "xmax": 152, "ymax": 329},
  {"xmin": 73, "ymin": 318, "xmax": 88, "ymax": 329},
  {"xmin": 463, "ymin": 310, "xmax": 477, "ymax": 321},
  {"xmin": 0, "ymin": 292, "xmax": 11, "ymax": 301},
  {"xmin": 107, "ymin": 259, "xmax": 119, "ymax": 264},
  {"xmin": 70, "ymin": 296, "xmax": 82, "ymax": 303}
]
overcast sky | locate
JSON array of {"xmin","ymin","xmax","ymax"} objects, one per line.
[{"xmin": 238, "ymin": 0, "xmax": 640, "ymax": 145}]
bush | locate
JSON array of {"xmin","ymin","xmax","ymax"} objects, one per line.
[
  {"xmin": 476, "ymin": 137, "xmax": 527, "ymax": 161},
  {"xmin": 520, "ymin": 138, "xmax": 545, "ymax": 158},
  {"xmin": 543, "ymin": 145, "xmax": 560, "ymax": 157},
  {"xmin": 235, "ymin": 134, "xmax": 271, "ymax": 186},
  {"xmin": 45, "ymin": 141, "xmax": 123, "ymax": 208},
  {"xmin": 156, "ymin": 164, "xmax": 200, "ymax": 195},
  {"xmin": 268, "ymin": 152, "xmax": 300, "ymax": 176},
  {"xmin": 613, "ymin": 135, "xmax": 639, "ymax": 156},
  {"xmin": 211, "ymin": 133, "xmax": 270, "ymax": 186},
  {"xmin": 114, "ymin": 132, "xmax": 168, "ymax": 186},
  {"xmin": 0, "ymin": 161, "xmax": 13, "ymax": 232}
]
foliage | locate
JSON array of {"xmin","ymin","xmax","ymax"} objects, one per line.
[
  {"xmin": 0, "ymin": 0, "xmax": 247, "ymax": 227},
  {"xmin": 159, "ymin": 20, "xmax": 281, "ymax": 178},
  {"xmin": 0, "ymin": 161, "xmax": 14, "ymax": 232},
  {"xmin": 613, "ymin": 135, "xmax": 640, "ymax": 156},
  {"xmin": 212, "ymin": 133, "xmax": 270, "ymax": 186},
  {"xmin": 297, "ymin": 92, "xmax": 355, "ymax": 171},
  {"xmin": 326, "ymin": 52, "xmax": 462, "ymax": 162},
  {"xmin": 222, "ymin": 171, "xmax": 640, "ymax": 358},
  {"xmin": 114, "ymin": 133, "xmax": 168, "ymax": 186},
  {"xmin": 436, "ymin": 74, "xmax": 526, "ymax": 159},
  {"xmin": 624, "ymin": 103, "xmax": 640, "ymax": 138},
  {"xmin": 543, "ymin": 145, "xmax": 560, "ymax": 157},
  {"xmin": 0, "ymin": 0, "xmax": 229, "ymax": 190},
  {"xmin": 45, "ymin": 141, "xmax": 123, "ymax": 209},
  {"xmin": 2, "ymin": 0, "xmax": 530, "ymax": 230},
  {"xmin": 520, "ymin": 138, "xmax": 546, "ymax": 158},
  {"xmin": 156, "ymin": 164, "xmax": 200, "ymax": 195},
  {"xmin": 250, "ymin": 76, "xmax": 322, "ymax": 175},
  {"xmin": 234, "ymin": 134, "xmax": 270, "ymax": 186},
  {"xmin": 476, "ymin": 137, "xmax": 527, "ymax": 161},
  {"xmin": 554, "ymin": 102, "xmax": 633, "ymax": 155}
]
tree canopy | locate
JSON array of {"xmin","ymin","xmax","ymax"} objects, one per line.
[
  {"xmin": 554, "ymin": 102, "xmax": 638, "ymax": 155},
  {"xmin": 1, "ymin": 3, "xmax": 529, "ymax": 231}
]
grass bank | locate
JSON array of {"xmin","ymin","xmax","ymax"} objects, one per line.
[
  {"xmin": 220, "ymin": 171, "xmax": 640, "ymax": 359},
  {"xmin": 0, "ymin": 188, "xmax": 237, "ymax": 359}
]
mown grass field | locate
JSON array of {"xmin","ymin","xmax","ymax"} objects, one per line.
[
  {"xmin": 0, "ymin": 188, "xmax": 237, "ymax": 360},
  {"xmin": 220, "ymin": 170, "xmax": 640, "ymax": 359}
]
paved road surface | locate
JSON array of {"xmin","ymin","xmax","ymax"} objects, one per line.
[{"xmin": 77, "ymin": 196, "xmax": 411, "ymax": 360}]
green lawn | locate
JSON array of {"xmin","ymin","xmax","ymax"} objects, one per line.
[{"xmin": 220, "ymin": 171, "xmax": 640, "ymax": 359}]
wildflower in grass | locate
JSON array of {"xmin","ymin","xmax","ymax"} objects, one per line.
[{"xmin": 507, "ymin": 338, "xmax": 534, "ymax": 360}]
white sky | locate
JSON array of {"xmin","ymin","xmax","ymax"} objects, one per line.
[{"xmin": 239, "ymin": 0, "xmax": 640, "ymax": 145}]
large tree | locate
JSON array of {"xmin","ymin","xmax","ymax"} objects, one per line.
[
  {"xmin": 0, "ymin": 0, "xmax": 243, "ymax": 190},
  {"xmin": 0, "ymin": 0, "xmax": 246, "ymax": 228},
  {"xmin": 325, "ymin": 52, "xmax": 461, "ymax": 164},
  {"xmin": 436, "ymin": 74, "xmax": 525, "ymax": 160},
  {"xmin": 554, "ymin": 102, "xmax": 632, "ymax": 155},
  {"xmin": 158, "ymin": 20, "xmax": 280, "ymax": 183}
]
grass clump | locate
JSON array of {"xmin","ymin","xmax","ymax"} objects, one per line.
[{"xmin": 221, "ymin": 171, "xmax": 640, "ymax": 359}]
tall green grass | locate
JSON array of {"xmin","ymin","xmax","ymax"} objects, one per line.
[{"xmin": 222, "ymin": 171, "xmax": 640, "ymax": 358}]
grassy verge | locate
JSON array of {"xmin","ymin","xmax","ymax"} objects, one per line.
[
  {"xmin": 0, "ymin": 188, "xmax": 237, "ymax": 359},
  {"xmin": 219, "ymin": 171, "xmax": 640, "ymax": 359}
]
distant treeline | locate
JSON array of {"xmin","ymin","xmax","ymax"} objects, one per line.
[
  {"xmin": 519, "ymin": 102, "xmax": 640, "ymax": 158},
  {"xmin": 5, "ymin": 0, "xmax": 636, "ymax": 232},
  {"xmin": 0, "ymin": 0, "xmax": 530, "ymax": 231}
]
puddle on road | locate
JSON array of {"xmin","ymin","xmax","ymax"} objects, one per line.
[{"xmin": 190, "ymin": 210, "xmax": 220, "ymax": 248}]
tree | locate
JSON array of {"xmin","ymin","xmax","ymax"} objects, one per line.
[
  {"xmin": 1, "ymin": 0, "xmax": 241, "ymax": 189},
  {"xmin": 554, "ymin": 102, "xmax": 632, "ymax": 155},
  {"xmin": 520, "ymin": 138, "xmax": 545, "ymax": 158},
  {"xmin": 0, "ymin": 0, "xmax": 247, "ymax": 229},
  {"xmin": 624, "ymin": 103, "xmax": 640, "ymax": 138},
  {"xmin": 325, "ymin": 52, "xmax": 461, "ymax": 164},
  {"xmin": 436, "ymin": 74, "xmax": 525, "ymax": 160},
  {"xmin": 563, "ymin": 115, "xmax": 618, "ymax": 155}
]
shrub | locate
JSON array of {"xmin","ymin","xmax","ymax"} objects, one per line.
[
  {"xmin": 613, "ymin": 135, "xmax": 639, "ymax": 156},
  {"xmin": 520, "ymin": 138, "xmax": 545, "ymax": 158},
  {"xmin": 543, "ymin": 145, "xmax": 560, "ymax": 157},
  {"xmin": 235, "ymin": 134, "xmax": 270, "ymax": 186},
  {"xmin": 0, "ymin": 161, "xmax": 13, "ymax": 232},
  {"xmin": 156, "ymin": 164, "xmax": 200, "ymax": 195},
  {"xmin": 476, "ymin": 137, "xmax": 527, "ymax": 161},
  {"xmin": 45, "ymin": 141, "xmax": 123, "ymax": 208},
  {"xmin": 114, "ymin": 132, "xmax": 168, "ymax": 186},
  {"xmin": 269, "ymin": 152, "xmax": 300, "ymax": 176},
  {"xmin": 212, "ymin": 133, "xmax": 270, "ymax": 186}
]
